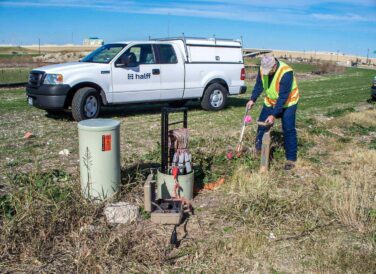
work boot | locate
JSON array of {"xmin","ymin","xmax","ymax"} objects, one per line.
[{"xmin": 284, "ymin": 160, "xmax": 296, "ymax": 171}]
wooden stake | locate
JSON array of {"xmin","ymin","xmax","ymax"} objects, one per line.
[{"xmin": 257, "ymin": 121, "xmax": 273, "ymax": 173}]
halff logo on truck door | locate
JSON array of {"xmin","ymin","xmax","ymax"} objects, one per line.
[{"xmin": 127, "ymin": 73, "xmax": 152, "ymax": 80}]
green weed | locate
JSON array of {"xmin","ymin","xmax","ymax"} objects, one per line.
[
  {"xmin": 308, "ymin": 126, "xmax": 335, "ymax": 136},
  {"xmin": 326, "ymin": 107, "xmax": 355, "ymax": 117},
  {"xmin": 346, "ymin": 124, "xmax": 376, "ymax": 136},
  {"xmin": 369, "ymin": 139, "xmax": 376, "ymax": 150},
  {"xmin": 139, "ymin": 207, "xmax": 151, "ymax": 219}
]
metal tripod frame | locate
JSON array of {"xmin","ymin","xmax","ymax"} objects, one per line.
[{"xmin": 161, "ymin": 107, "xmax": 188, "ymax": 173}]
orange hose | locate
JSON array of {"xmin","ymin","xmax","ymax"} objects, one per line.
[{"xmin": 203, "ymin": 178, "xmax": 225, "ymax": 190}]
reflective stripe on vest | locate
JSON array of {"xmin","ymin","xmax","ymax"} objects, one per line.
[{"xmin": 261, "ymin": 61, "xmax": 300, "ymax": 108}]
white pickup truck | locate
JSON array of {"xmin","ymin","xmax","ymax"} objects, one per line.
[{"xmin": 26, "ymin": 37, "xmax": 246, "ymax": 121}]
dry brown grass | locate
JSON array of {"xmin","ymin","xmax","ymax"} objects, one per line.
[
  {"xmin": 0, "ymin": 85, "xmax": 375, "ymax": 272},
  {"xmin": 323, "ymin": 148, "xmax": 376, "ymax": 233},
  {"xmin": 210, "ymin": 107, "xmax": 376, "ymax": 272},
  {"xmin": 329, "ymin": 109, "xmax": 376, "ymax": 127}
]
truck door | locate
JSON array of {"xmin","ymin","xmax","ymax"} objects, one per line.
[
  {"xmin": 156, "ymin": 44, "xmax": 185, "ymax": 100},
  {"xmin": 111, "ymin": 44, "xmax": 161, "ymax": 103}
]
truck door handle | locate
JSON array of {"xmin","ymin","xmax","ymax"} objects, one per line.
[{"xmin": 152, "ymin": 69, "xmax": 160, "ymax": 75}]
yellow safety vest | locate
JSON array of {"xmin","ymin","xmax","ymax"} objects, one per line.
[{"xmin": 261, "ymin": 61, "xmax": 300, "ymax": 108}]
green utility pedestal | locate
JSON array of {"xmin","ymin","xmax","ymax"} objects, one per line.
[{"xmin": 78, "ymin": 119, "xmax": 121, "ymax": 200}]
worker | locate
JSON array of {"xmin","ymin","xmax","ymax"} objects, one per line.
[{"xmin": 246, "ymin": 56, "xmax": 300, "ymax": 170}]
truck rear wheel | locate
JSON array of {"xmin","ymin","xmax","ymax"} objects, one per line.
[
  {"xmin": 72, "ymin": 87, "xmax": 101, "ymax": 122},
  {"xmin": 201, "ymin": 83, "xmax": 228, "ymax": 110}
]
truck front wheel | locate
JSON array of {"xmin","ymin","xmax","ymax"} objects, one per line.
[
  {"xmin": 72, "ymin": 87, "xmax": 101, "ymax": 122},
  {"xmin": 201, "ymin": 83, "xmax": 228, "ymax": 110}
]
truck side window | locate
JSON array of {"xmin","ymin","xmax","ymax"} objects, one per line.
[
  {"xmin": 116, "ymin": 44, "xmax": 155, "ymax": 66},
  {"xmin": 158, "ymin": 44, "xmax": 178, "ymax": 64}
]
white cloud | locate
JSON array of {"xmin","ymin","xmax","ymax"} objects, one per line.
[
  {"xmin": 202, "ymin": 0, "xmax": 375, "ymax": 8},
  {"xmin": 1, "ymin": 0, "xmax": 375, "ymax": 26},
  {"xmin": 312, "ymin": 12, "xmax": 376, "ymax": 22}
]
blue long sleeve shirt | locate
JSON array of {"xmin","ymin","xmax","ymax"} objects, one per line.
[{"xmin": 250, "ymin": 64, "xmax": 293, "ymax": 117}]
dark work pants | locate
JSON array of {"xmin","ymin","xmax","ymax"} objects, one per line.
[{"xmin": 255, "ymin": 104, "xmax": 298, "ymax": 161}]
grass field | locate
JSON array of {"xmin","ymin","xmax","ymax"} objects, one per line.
[
  {"xmin": 0, "ymin": 46, "xmax": 34, "ymax": 84},
  {"xmin": 0, "ymin": 47, "xmax": 39, "ymax": 77},
  {"xmin": 0, "ymin": 68, "xmax": 31, "ymax": 84},
  {"xmin": 0, "ymin": 65, "xmax": 375, "ymax": 272},
  {"xmin": 0, "ymin": 47, "xmax": 38, "ymax": 77}
]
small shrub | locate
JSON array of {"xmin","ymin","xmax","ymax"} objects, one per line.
[{"xmin": 312, "ymin": 62, "xmax": 346, "ymax": 75}]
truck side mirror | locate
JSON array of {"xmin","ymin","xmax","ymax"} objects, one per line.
[
  {"xmin": 115, "ymin": 56, "xmax": 127, "ymax": 67},
  {"xmin": 115, "ymin": 62, "xmax": 126, "ymax": 68},
  {"xmin": 124, "ymin": 53, "xmax": 138, "ymax": 67},
  {"xmin": 116, "ymin": 53, "xmax": 137, "ymax": 68}
]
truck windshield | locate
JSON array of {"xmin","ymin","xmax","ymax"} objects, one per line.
[{"xmin": 81, "ymin": 44, "xmax": 127, "ymax": 63}]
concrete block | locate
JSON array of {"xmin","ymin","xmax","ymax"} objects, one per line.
[{"xmin": 104, "ymin": 202, "xmax": 139, "ymax": 224}]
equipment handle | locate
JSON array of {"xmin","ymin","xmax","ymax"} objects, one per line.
[{"xmin": 257, "ymin": 121, "xmax": 273, "ymax": 127}]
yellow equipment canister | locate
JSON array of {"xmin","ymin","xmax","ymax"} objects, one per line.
[{"xmin": 78, "ymin": 119, "xmax": 121, "ymax": 200}]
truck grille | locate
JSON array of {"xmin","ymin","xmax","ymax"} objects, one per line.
[{"xmin": 28, "ymin": 71, "xmax": 45, "ymax": 87}]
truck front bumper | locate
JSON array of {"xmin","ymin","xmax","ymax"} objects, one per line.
[{"xmin": 26, "ymin": 84, "xmax": 71, "ymax": 110}]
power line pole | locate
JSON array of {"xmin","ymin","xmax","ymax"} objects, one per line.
[
  {"xmin": 38, "ymin": 38, "xmax": 41, "ymax": 55},
  {"xmin": 366, "ymin": 48, "xmax": 369, "ymax": 64}
]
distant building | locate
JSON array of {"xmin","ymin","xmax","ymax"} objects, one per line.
[{"xmin": 83, "ymin": 37, "xmax": 104, "ymax": 46}]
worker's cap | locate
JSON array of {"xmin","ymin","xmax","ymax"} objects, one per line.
[{"xmin": 260, "ymin": 56, "xmax": 276, "ymax": 75}]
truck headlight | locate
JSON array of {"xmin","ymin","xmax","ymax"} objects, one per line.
[{"xmin": 43, "ymin": 74, "xmax": 63, "ymax": 85}]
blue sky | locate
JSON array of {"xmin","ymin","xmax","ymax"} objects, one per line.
[{"xmin": 0, "ymin": 0, "xmax": 375, "ymax": 57}]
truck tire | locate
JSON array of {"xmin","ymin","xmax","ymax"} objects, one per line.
[
  {"xmin": 201, "ymin": 83, "xmax": 228, "ymax": 110},
  {"xmin": 71, "ymin": 87, "xmax": 101, "ymax": 122}
]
